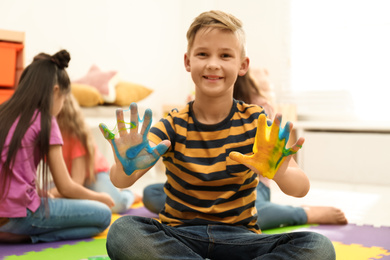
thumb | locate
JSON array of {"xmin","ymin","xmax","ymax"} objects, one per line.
[
  {"xmin": 229, "ymin": 151, "xmax": 258, "ymax": 175},
  {"xmin": 153, "ymin": 140, "xmax": 171, "ymax": 156},
  {"xmin": 229, "ymin": 151, "xmax": 247, "ymax": 164}
]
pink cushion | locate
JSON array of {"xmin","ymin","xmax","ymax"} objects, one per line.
[{"xmin": 73, "ymin": 64, "xmax": 119, "ymax": 103}]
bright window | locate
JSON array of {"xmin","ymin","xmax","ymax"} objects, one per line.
[{"xmin": 290, "ymin": 0, "xmax": 390, "ymax": 121}]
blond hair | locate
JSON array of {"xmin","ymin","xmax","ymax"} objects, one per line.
[
  {"xmin": 186, "ymin": 10, "xmax": 246, "ymax": 57},
  {"xmin": 57, "ymin": 94, "xmax": 95, "ymax": 183}
]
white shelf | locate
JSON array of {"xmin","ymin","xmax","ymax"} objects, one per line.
[{"xmin": 294, "ymin": 120, "xmax": 390, "ymax": 132}]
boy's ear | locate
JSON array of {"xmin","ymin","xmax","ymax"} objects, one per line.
[
  {"xmin": 238, "ymin": 57, "xmax": 250, "ymax": 76},
  {"xmin": 184, "ymin": 53, "xmax": 191, "ymax": 72}
]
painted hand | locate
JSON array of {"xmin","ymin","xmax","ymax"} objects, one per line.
[
  {"xmin": 99, "ymin": 103, "xmax": 169, "ymax": 176},
  {"xmin": 229, "ymin": 113, "xmax": 303, "ymax": 179}
]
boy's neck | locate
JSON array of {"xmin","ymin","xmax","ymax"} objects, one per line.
[{"xmin": 192, "ymin": 97, "xmax": 233, "ymax": 125}]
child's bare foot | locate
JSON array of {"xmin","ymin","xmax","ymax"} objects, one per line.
[
  {"xmin": 133, "ymin": 193, "xmax": 142, "ymax": 204},
  {"xmin": 304, "ymin": 206, "xmax": 348, "ymax": 225}
]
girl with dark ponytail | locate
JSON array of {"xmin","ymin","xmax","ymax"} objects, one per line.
[{"xmin": 0, "ymin": 50, "xmax": 114, "ymax": 243}]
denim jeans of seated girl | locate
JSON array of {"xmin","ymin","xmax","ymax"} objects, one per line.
[{"xmin": 0, "ymin": 198, "xmax": 111, "ymax": 243}]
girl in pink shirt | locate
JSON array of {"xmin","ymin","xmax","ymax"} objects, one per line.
[{"xmin": 0, "ymin": 50, "xmax": 113, "ymax": 243}]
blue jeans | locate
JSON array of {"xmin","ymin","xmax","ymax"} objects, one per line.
[
  {"xmin": 143, "ymin": 182, "xmax": 308, "ymax": 230},
  {"xmin": 0, "ymin": 198, "xmax": 111, "ymax": 243},
  {"xmin": 143, "ymin": 183, "xmax": 166, "ymax": 214},
  {"xmin": 87, "ymin": 171, "xmax": 135, "ymax": 214},
  {"xmin": 106, "ymin": 216, "xmax": 335, "ymax": 260},
  {"xmin": 255, "ymin": 182, "xmax": 307, "ymax": 230}
]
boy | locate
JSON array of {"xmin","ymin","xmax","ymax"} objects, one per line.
[{"xmin": 101, "ymin": 10, "xmax": 335, "ymax": 259}]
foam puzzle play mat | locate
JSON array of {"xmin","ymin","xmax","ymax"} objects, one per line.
[{"xmin": 1, "ymin": 202, "xmax": 390, "ymax": 260}]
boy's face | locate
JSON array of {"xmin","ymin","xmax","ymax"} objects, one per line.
[{"xmin": 185, "ymin": 28, "xmax": 249, "ymax": 99}]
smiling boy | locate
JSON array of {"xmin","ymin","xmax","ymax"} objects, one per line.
[{"xmin": 102, "ymin": 10, "xmax": 336, "ymax": 259}]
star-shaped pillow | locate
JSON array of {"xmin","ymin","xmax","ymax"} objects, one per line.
[{"xmin": 73, "ymin": 64, "xmax": 119, "ymax": 103}]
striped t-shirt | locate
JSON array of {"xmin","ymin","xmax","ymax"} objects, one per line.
[{"xmin": 148, "ymin": 99, "xmax": 265, "ymax": 233}]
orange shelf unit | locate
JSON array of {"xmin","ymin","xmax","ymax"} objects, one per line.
[
  {"xmin": 0, "ymin": 42, "xmax": 24, "ymax": 87},
  {"xmin": 0, "ymin": 29, "xmax": 25, "ymax": 104},
  {"xmin": 0, "ymin": 88, "xmax": 14, "ymax": 104}
]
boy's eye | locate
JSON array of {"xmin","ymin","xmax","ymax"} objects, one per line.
[
  {"xmin": 221, "ymin": 54, "xmax": 231, "ymax": 58},
  {"xmin": 197, "ymin": 52, "xmax": 207, "ymax": 57}
]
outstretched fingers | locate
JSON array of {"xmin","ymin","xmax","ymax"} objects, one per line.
[
  {"xmin": 273, "ymin": 113, "xmax": 282, "ymax": 126},
  {"xmin": 140, "ymin": 108, "xmax": 153, "ymax": 137},
  {"xmin": 116, "ymin": 108, "xmax": 127, "ymax": 137},
  {"xmin": 256, "ymin": 114, "xmax": 267, "ymax": 138},
  {"xmin": 270, "ymin": 113, "xmax": 282, "ymax": 142},
  {"xmin": 253, "ymin": 114, "xmax": 267, "ymax": 153},
  {"xmin": 290, "ymin": 137, "xmax": 305, "ymax": 153},
  {"xmin": 99, "ymin": 123, "xmax": 115, "ymax": 140},
  {"xmin": 130, "ymin": 102, "xmax": 139, "ymax": 134}
]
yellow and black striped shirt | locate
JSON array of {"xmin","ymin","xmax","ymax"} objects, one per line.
[{"xmin": 148, "ymin": 99, "xmax": 265, "ymax": 233}]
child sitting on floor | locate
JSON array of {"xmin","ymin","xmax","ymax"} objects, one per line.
[
  {"xmin": 99, "ymin": 10, "xmax": 336, "ymax": 259},
  {"xmin": 143, "ymin": 69, "xmax": 347, "ymax": 230},
  {"xmin": 50, "ymin": 94, "xmax": 140, "ymax": 214},
  {"xmin": 0, "ymin": 50, "xmax": 113, "ymax": 243}
]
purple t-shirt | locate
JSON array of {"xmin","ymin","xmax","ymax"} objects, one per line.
[{"xmin": 0, "ymin": 112, "xmax": 63, "ymax": 218}]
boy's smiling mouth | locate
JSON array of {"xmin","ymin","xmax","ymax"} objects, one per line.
[{"xmin": 203, "ymin": 75, "xmax": 223, "ymax": 80}]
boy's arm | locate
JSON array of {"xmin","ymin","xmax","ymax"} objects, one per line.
[
  {"xmin": 99, "ymin": 103, "xmax": 170, "ymax": 188},
  {"xmin": 107, "ymin": 161, "xmax": 149, "ymax": 188},
  {"xmin": 229, "ymin": 113, "xmax": 309, "ymax": 198},
  {"xmin": 272, "ymin": 155, "xmax": 310, "ymax": 198}
]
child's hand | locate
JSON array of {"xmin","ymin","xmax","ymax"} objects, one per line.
[
  {"xmin": 229, "ymin": 113, "xmax": 304, "ymax": 179},
  {"xmin": 98, "ymin": 192, "xmax": 115, "ymax": 208},
  {"xmin": 99, "ymin": 103, "xmax": 169, "ymax": 176}
]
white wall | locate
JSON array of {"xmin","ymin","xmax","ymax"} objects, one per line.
[
  {"xmin": 0, "ymin": 0, "xmax": 290, "ymax": 115},
  {"xmin": 300, "ymin": 130, "xmax": 390, "ymax": 186},
  {"xmin": 289, "ymin": 0, "xmax": 390, "ymax": 122}
]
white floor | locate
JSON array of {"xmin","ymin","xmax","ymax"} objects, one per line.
[
  {"xmin": 130, "ymin": 169, "xmax": 390, "ymax": 228},
  {"xmin": 269, "ymin": 180, "xmax": 390, "ymax": 228}
]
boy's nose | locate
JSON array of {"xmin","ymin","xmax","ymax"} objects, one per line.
[{"xmin": 206, "ymin": 61, "xmax": 220, "ymax": 70}]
